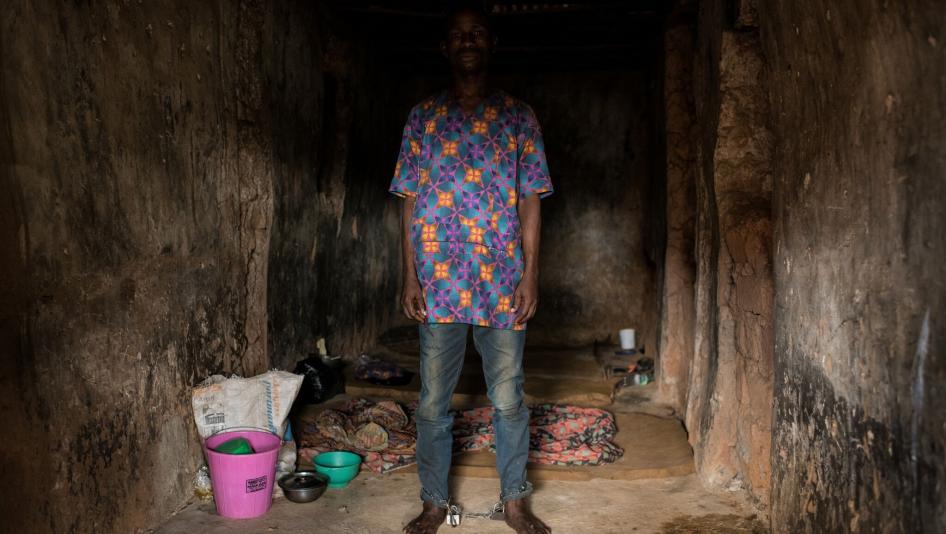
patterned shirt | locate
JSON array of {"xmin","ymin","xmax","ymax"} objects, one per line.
[{"xmin": 389, "ymin": 90, "xmax": 553, "ymax": 330}]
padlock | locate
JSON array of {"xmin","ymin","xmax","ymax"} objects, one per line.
[
  {"xmin": 447, "ymin": 510, "xmax": 461, "ymax": 527},
  {"xmin": 489, "ymin": 502, "xmax": 505, "ymax": 521}
]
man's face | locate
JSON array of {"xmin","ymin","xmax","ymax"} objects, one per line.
[{"xmin": 441, "ymin": 10, "xmax": 492, "ymax": 74}]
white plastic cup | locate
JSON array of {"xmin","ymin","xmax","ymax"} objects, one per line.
[{"xmin": 619, "ymin": 329, "xmax": 636, "ymax": 350}]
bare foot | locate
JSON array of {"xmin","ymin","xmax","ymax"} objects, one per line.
[
  {"xmin": 403, "ymin": 501, "xmax": 447, "ymax": 534},
  {"xmin": 504, "ymin": 498, "xmax": 551, "ymax": 534}
]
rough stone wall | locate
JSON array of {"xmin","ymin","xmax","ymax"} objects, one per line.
[
  {"xmin": 267, "ymin": 8, "xmax": 402, "ymax": 368},
  {"xmin": 681, "ymin": 0, "xmax": 775, "ymax": 507},
  {"xmin": 0, "ymin": 1, "xmax": 316, "ymax": 531},
  {"xmin": 760, "ymin": 1, "xmax": 946, "ymax": 532}
]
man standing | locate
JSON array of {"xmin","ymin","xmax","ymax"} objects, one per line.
[{"xmin": 389, "ymin": 5, "xmax": 553, "ymax": 534}]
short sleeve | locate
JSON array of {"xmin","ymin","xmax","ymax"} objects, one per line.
[
  {"xmin": 516, "ymin": 104, "xmax": 553, "ymax": 199},
  {"xmin": 389, "ymin": 106, "xmax": 424, "ymax": 198}
]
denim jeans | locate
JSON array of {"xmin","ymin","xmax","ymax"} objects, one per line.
[{"xmin": 415, "ymin": 323, "xmax": 533, "ymax": 507}]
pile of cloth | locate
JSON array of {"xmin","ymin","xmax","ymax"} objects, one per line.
[
  {"xmin": 297, "ymin": 398, "xmax": 623, "ymax": 474},
  {"xmin": 298, "ymin": 399, "xmax": 418, "ymax": 473},
  {"xmin": 453, "ymin": 404, "xmax": 623, "ymax": 466}
]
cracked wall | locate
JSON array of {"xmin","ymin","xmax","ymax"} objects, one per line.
[{"xmin": 0, "ymin": 1, "xmax": 318, "ymax": 531}]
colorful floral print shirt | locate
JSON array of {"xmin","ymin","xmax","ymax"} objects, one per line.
[{"xmin": 389, "ymin": 90, "xmax": 553, "ymax": 330}]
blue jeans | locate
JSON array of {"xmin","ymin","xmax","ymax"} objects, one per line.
[{"xmin": 415, "ymin": 323, "xmax": 533, "ymax": 507}]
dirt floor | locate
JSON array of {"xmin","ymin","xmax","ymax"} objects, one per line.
[
  {"xmin": 155, "ymin": 473, "xmax": 765, "ymax": 534},
  {"xmin": 155, "ymin": 338, "xmax": 767, "ymax": 533},
  {"xmin": 303, "ymin": 339, "xmax": 691, "ymax": 483},
  {"xmin": 349, "ymin": 335, "xmax": 618, "ymax": 407}
]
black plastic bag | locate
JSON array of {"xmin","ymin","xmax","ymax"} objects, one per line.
[{"xmin": 292, "ymin": 355, "xmax": 344, "ymax": 404}]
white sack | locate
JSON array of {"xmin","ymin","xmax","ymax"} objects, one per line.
[{"xmin": 191, "ymin": 370, "xmax": 303, "ymax": 439}]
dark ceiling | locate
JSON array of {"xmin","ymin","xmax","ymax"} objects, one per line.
[{"xmin": 328, "ymin": 1, "xmax": 669, "ymax": 72}]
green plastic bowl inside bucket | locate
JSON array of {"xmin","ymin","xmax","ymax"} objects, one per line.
[{"xmin": 314, "ymin": 451, "xmax": 362, "ymax": 488}]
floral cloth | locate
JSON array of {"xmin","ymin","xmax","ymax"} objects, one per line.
[
  {"xmin": 389, "ymin": 90, "xmax": 553, "ymax": 330},
  {"xmin": 296, "ymin": 399, "xmax": 622, "ymax": 474},
  {"xmin": 453, "ymin": 404, "xmax": 623, "ymax": 466}
]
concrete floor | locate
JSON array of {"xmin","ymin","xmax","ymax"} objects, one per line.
[{"xmin": 155, "ymin": 472, "xmax": 766, "ymax": 534}]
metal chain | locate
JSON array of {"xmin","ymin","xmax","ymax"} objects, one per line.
[
  {"xmin": 464, "ymin": 500, "xmax": 505, "ymax": 519},
  {"xmin": 445, "ymin": 501, "xmax": 505, "ymax": 527}
]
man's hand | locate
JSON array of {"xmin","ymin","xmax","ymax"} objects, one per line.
[
  {"xmin": 512, "ymin": 273, "xmax": 538, "ymax": 325},
  {"xmin": 398, "ymin": 196, "xmax": 427, "ymax": 323},
  {"xmin": 401, "ymin": 278, "xmax": 428, "ymax": 323},
  {"xmin": 514, "ymin": 193, "xmax": 541, "ymax": 326}
]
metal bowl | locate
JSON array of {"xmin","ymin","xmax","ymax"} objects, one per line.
[{"xmin": 278, "ymin": 471, "xmax": 328, "ymax": 503}]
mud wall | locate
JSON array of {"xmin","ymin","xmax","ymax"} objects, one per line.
[
  {"xmin": 504, "ymin": 71, "xmax": 660, "ymax": 349},
  {"xmin": 0, "ymin": 1, "xmax": 321, "ymax": 532},
  {"xmin": 266, "ymin": 8, "xmax": 402, "ymax": 368},
  {"xmin": 662, "ymin": 0, "xmax": 775, "ymax": 507},
  {"xmin": 760, "ymin": 1, "xmax": 946, "ymax": 532},
  {"xmin": 668, "ymin": 0, "xmax": 946, "ymax": 525},
  {"xmin": 656, "ymin": 6, "xmax": 697, "ymax": 412}
]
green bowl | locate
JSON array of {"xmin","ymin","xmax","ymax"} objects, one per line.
[{"xmin": 314, "ymin": 451, "xmax": 362, "ymax": 488}]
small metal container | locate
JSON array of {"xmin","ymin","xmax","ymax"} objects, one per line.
[{"xmin": 278, "ymin": 471, "xmax": 328, "ymax": 503}]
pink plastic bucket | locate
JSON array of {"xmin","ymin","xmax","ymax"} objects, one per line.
[{"xmin": 204, "ymin": 430, "xmax": 281, "ymax": 519}]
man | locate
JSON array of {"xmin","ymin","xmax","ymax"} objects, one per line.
[{"xmin": 388, "ymin": 5, "xmax": 553, "ymax": 534}]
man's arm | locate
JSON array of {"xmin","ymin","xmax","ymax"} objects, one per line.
[
  {"xmin": 400, "ymin": 197, "xmax": 427, "ymax": 322},
  {"xmin": 512, "ymin": 193, "xmax": 541, "ymax": 324}
]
